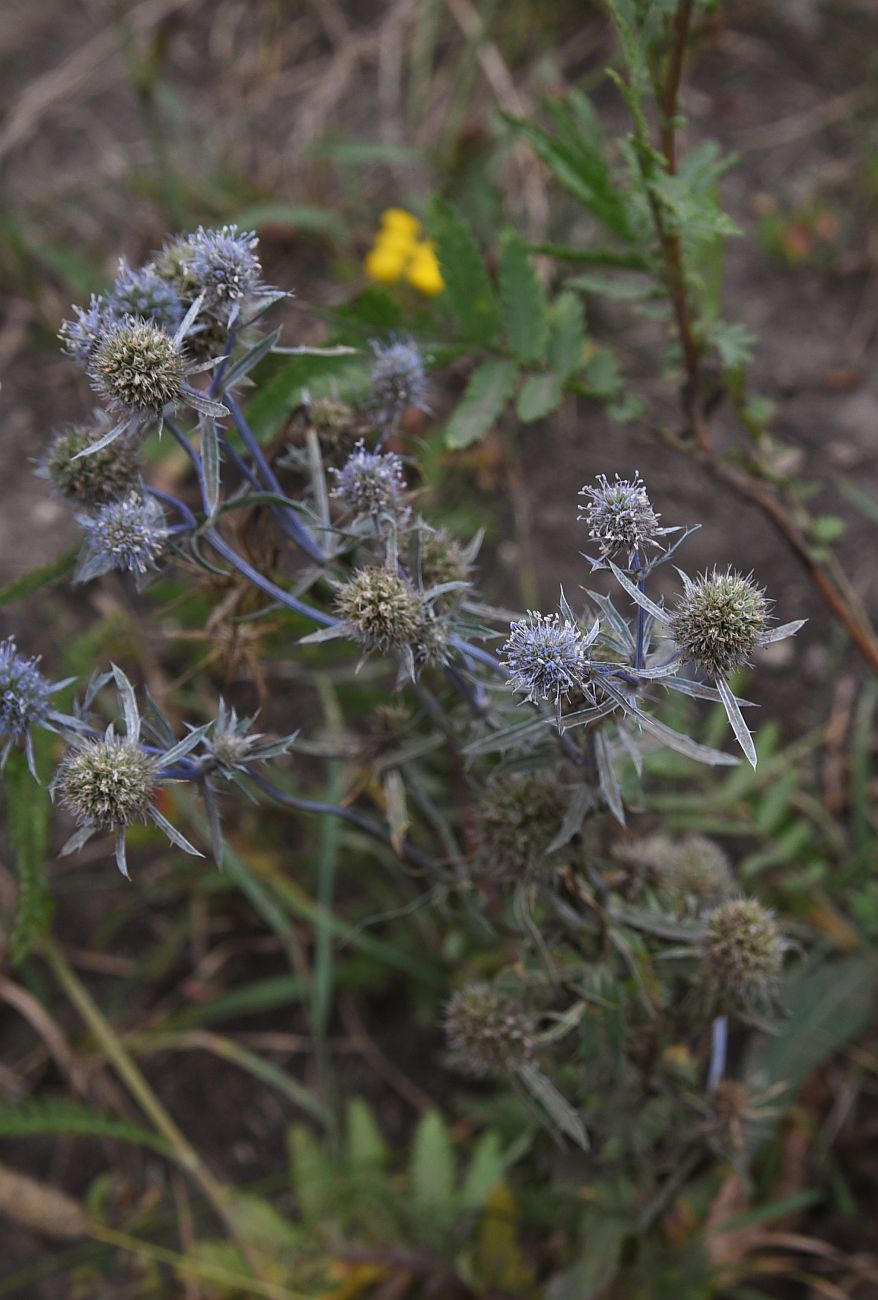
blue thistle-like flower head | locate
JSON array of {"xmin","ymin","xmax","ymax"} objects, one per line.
[
  {"xmin": 75, "ymin": 493, "xmax": 168, "ymax": 584},
  {"xmin": 0, "ymin": 639, "xmax": 51, "ymax": 747},
  {"xmin": 59, "ymin": 294, "xmax": 113, "ymax": 365},
  {"xmin": 578, "ymin": 472, "xmax": 660, "ymax": 560},
  {"xmin": 186, "ymin": 225, "xmax": 262, "ymax": 310},
  {"xmin": 87, "ymin": 317, "xmax": 187, "ymax": 419},
  {"xmin": 330, "ymin": 440, "xmax": 407, "ymax": 519},
  {"xmin": 500, "ymin": 610, "xmax": 589, "ymax": 705},
  {"xmin": 368, "ymin": 339, "xmax": 428, "ymax": 422},
  {"xmin": 107, "ymin": 259, "xmax": 183, "ymax": 332}
]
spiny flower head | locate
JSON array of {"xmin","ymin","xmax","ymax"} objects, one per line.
[
  {"xmin": 445, "ymin": 983, "xmax": 535, "ymax": 1077},
  {"xmin": 59, "ymin": 295, "xmax": 112, "ymax": 365},
  {"xmin": 331, "ymin": 441, "xmax": 407, "ymax": 519},
  {"xmin": 368, "ymin": 339, "xmax": 428, "ymax": 422},
  {"xmin": 0, "ymin": 640, "xmax": 51, "ymax": 746},
  {"xmin": 149, "ymin": 235, "xmax": 203, "ymax": 302},
  {"xmin": 701, "ymin": 897, "xmax": 784, "ymax": 1014},
  {"xmin": 578, "ymin": 472, "xmax": 660, "ymax": 560},
  {"xmin": 473, "ymin": 770, "xmax": 567, "ymax": 882},
  {"xmin": 45, "ymin": 420, "xmax": 140, "ymax": 506},
  {"xmin": 57, "ymin": 735, "xmax": 156, "ymax": 831},
  {"xmin": 206, "ymin": 699, "xmax": 296, "ymax": 776},
  {"xmin": 335, "ymin": 567, "xmax": 426, "ymax": 653},
  {"xmin": 501, "ymin": 611, "xmax": 589, "ymax": 706},
  {"xmin": 186, "ymin": 225, "xmax": 262, "ymax": 308},
  {"xmin": 75, "ymin": 493, "xmax": 168, "ymax": 584},
  {"xmin": 414, "ymin": 526, "xmax": 473, "ymax": 604},
  {"xmin": 88, "ymin": 318, "xmax": 186, "ymax": 418},
  {"xmin": 107, "ymin": 259, "xmax": 183, "ymax": 331},
  {"xmin": 308, "ymin": 396, "xmax": 358, "ymax": 453},
  {"xmin": 670, "ymin": 568, "xmax": 769, "ymax": 679},
  {"xmin": 633, "ymin": 833, "xmax": 733, "ymax": 907}
]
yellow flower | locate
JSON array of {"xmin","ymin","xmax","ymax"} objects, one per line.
[
  {"xmin": 379, "ymin": 208, "xmax": 422, "ymax": 241},
  {"xmin": 405, "ymin": 240, "xmax": 444, "ymax": 296},
  {"xmin": 363, "ymin": 208, "xmax": 445, "ymax": 296}
]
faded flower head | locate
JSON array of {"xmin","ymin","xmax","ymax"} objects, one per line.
[
  {"xmin": 186, "ymin": 225, "xmax": 261, "ymax": 310},
  {"xmin": 59, "ymin": 295, "xmax": 112, "ymax": 365},
  {"xmin": 75, "ymin": 493, "xmax": 168, "ymax": 584},
  {"xmin": 88, "ymin": 318, "xmax": 186, "ymax": 418},
  {"xmin": 671, "ymin": 568, "xmax": 769, "ymax": 679},
  {"xmin": 368, "ymin": 339, "xmax": 428, "ymax": 422},
  {"xmin": 57, "ymin": 735, "xmax": 156, "ymax": 831},
  {"xmin": 335, "ymin": 566, "xmax": 428, "ymax": 655},
  {"xmin": 107, "ymin": 259, "xmax": 183, "ymax": 331},
  {"xmin": 578, "ymin": 472, "xmax": 660, "ymax": 560},
  {"xmin": 701, "ymin": 897, "xmax": 784, "ymax": 1013},
  {"xmin": 474, "ymin": 770, "xmax": 567, "ymax": 882},
  {"xmin": 45, "ymin": 419, "xmax": 140, "ymax": 506},
  {"xmin": 0, "ymin": 639, "xmax": 51, "ymax": 749},
  {"xmin": 206, "ymin": 699, "xmax": 295, "ymax": 776},
  {"xmin": 633, "ymin": 833, "xmax": 733, "ymax": 907},
  {"xmin": 149, "ymin": 235, "xmax": 203, "ymax": 302},
  {"xmin": 501, "ymin": 611, "xmax": 589, "ymax": 706},
  {"xmin": 445, "ymin": 982, "xmax": 535, "ymax": 1077},
  {"xmin": 415, "ymin": 526, "xmax": 473, "ymax": 596},
  {"xmin": 331, "ymin": 441, "xmax": 407, "ymax": 519}
]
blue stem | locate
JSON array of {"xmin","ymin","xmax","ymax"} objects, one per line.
[
  {"xmin": 707, "ymin": 1014, "xmax": 728, "ymax": 1092},
  {"xmin": 633, "ymin": 551, "xmax": 646, "ymax": 672},
  {"xmin": 225, "ymin": 392, "xmax": 325, "ymax": 565},
  {"xmin": 204, "ymin": 528, "xmax": 337, "ymax": 627},
  {"xmin": 145, "ymin": 485, "xmax": 198, "ymax": 529},
  {"xmin": 166, "ymin": 418, "xmax": 210, "ymax": 512}
]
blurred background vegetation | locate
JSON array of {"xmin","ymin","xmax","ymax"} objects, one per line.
[{"xmin": 2, "ymin": 1, "xmax": 878, "ymax": 1296}]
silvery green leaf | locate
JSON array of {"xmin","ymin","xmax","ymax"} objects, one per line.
[
  {"xmin": 200, "ymin": 416, "xmax": 221, "ymax": 516},
  {"xmin": 181, "ymin": 386, "xmax": 229, "ymax": 419},
  {"xmin": 149, "ymin": 807, "xmax": 204, "ymax": 857},
  {"xmin": 111, "ymin": 665, "xmax": 140, "ymax": 743},
  {"xmin": 644, "ymin": 523, "xmax": 701, "ymax": 571},
  {"xmin": 114, "ymin": 828, "xmax": 130, "ymax": 880},
  {"xmin": 298, "ymin": 625, "xmax": 347, "ymax": 645},
  {"xmin": 717, "ymin": 675, "xmax": 757, "ymax": 768},
  {"xmin": 70, "ymin": 420, "xmax": 127, "ymax": 459},
  {"xmin": 582, "ymin": 617, "xmax": 601, "ymax": 649},
  {"xmin": 144, "ymin": 689, "xmax": 177, "ymax": 748},
  {"xmin": 616, "ymin": 721, "xmax": 643, "ymax": 778},
  {"xmin": 60, "ymin": 824, "xmax": 96, "ymax": 856},
  {"xmin": 631, "ymin": 657, "xmax": 681, "ymax": 680},
  {"xmin": 202, "ymin": 779, "xmax": 225, "ymax": 868},
  {"xmin": 658, "ymin": 675, "xmax": 755, "ymax": 706},
  {"xmin": 587, "ymin": 590, "xmax": 635, "ymax": 650},
  {"xmin": 221, "ymin": 328, "xmax": 281, "ymax": 389},
  {"xmin": 462, "ymin": 715, "xmax": 552, "ymax": 755},
  {"xmin": 517, "ymin": 1061, "xmax": 589, "ymax": 1150},
  {"xmin": 759, "ymin": 619, "xmax": 806, "ymax": 645},
  {"xmin": 608, "ymin": 561, "xmax": 668, "ymax": 623},
  {"xmin": 558, "ymin": 584, "xmax": 578, "ymax": 624},
  {"xmin": 594, "ymin": 729, "xmax": 625, "ymax": 825},
  {"xmin": 602, "ymin": 681, "xmax": 738, "ymax": 766},
  {"xmin": 559, "ymin": 698, "xmax": 618, "ymax": 730},
  {"xmin": 424, "ymin": 580, "xmax": 470, "ymax": 601},
  {"xmin": 160, "ymin": 723, "xmax": 212, "ymax": 769},
  {"xmin": 174, "ymin": 291, "xmax": 205, "ymax": 345},
  {"xmin": 547, "ymin": 782, "xmax": 594, "ymax": 852},
  {"xmin": 271, "ymin": 342, "xmax": 360, "ymax": 356}
]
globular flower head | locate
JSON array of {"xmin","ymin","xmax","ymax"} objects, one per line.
[
  {"xmin": 59, "ymin": 295, "xmax": 112, "ymax": 365},
  {"xmin": 473, "ymin": 770, "xmax": 567, "ymax": 882},
  {"xmin": 75, "ymin": 493, "xmax": 168, "ymax": 584},
  {"xmin": 57, "ymin": 735, "xmax": 156, "ymax": 831},
  {"xmin": 107, "ymin": 259, "xmax": 183, "ymax": 332},
  {"xmin": 633, "ymin": 833, "xmax": 733, "ymax": 908},
  {"xmin": 415, "ymin": 525, "xmax": 473, "ymax": 597},
  {"xmin": 308, "ymin": 397, "xmax": 359, "ymax": 457},
  {"xmin": 331, "ymin": 441, "xmax": 407, "ymax": 519},
  {"xmin": 186, "ymin": 225, "xmax": 262, "ymax": 310},
  {"xmin": 670, "ymin": 568, "xmax": 769, "ymax": 679},
  {"xmin": 44, "ymin": 419, "xmax": 140, "ymax": 506},
  {"xmin": 578, "ymin": 472, "xmax": 660, "ymax": 560},
  {"xmin": 206, "ymin": 699, "xmax": 296, "ymax": 776},
  {"xmin": 500, "ymin": 611, "xmax": 589, "ymax": 706},
  {"xmin": 701, "ymin": 897, "xmax": 785, "ymax": 1014},
  {"xmin": 368, "ymin": 339, "xmax": 428, "ymax": 422},
  {"xmin": 149, "ymin": 235, "xmax": 203, "ymax": 302},
  {"xmin": 445, "ymin": 982, "xmax": 535, "ymax": 1077},
  {"xmin": 88, "ymin": 318, "xmax": 186, "ymax": 418},
  {"xmin": 0, "ymin": 639, "xmax": 51, "ymax": 748},
  {"xmin": 335, "ymin": 566, "xmax": 429, "ymax": 656}
]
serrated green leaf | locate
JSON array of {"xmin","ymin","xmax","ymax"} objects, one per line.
[
  {"xmin": 516, "ymin": 371, "xmax": 565, "ymax": 422},
  {"xmin": 569, "ymin": 272, "xmax": 655, "ymax": 301},
  {"xmin": 499, "ymin": 228, "xmax": 547, "ymax": 363},
  {"xmin": 431, "ymin": 200, "xmax": 500, "ymax": 343},
  {"xmin": 410, "ymin": 1110, "xmax": 455, "ymax": 1229},
  {"xmin": 547, "ymin": 292, "xmax": 586, "ymax": 378},
  {"xmin": 584, "ymin": 346, "xmax": 623, "ymax": 398},
  {"xmin": 445, "ymin": 359, "xmax": 518, "ymax": 450},
  {"xmin": 0, "ymin": 1098, "xmax": 170, "ymax": 1154},
  {"xmin": 5, "ymin": 747, "xmax": 52, "ymax": 963},
  {"xmin": 0, "ymin": 547, "xmax": 78, "ymax": 606}
]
